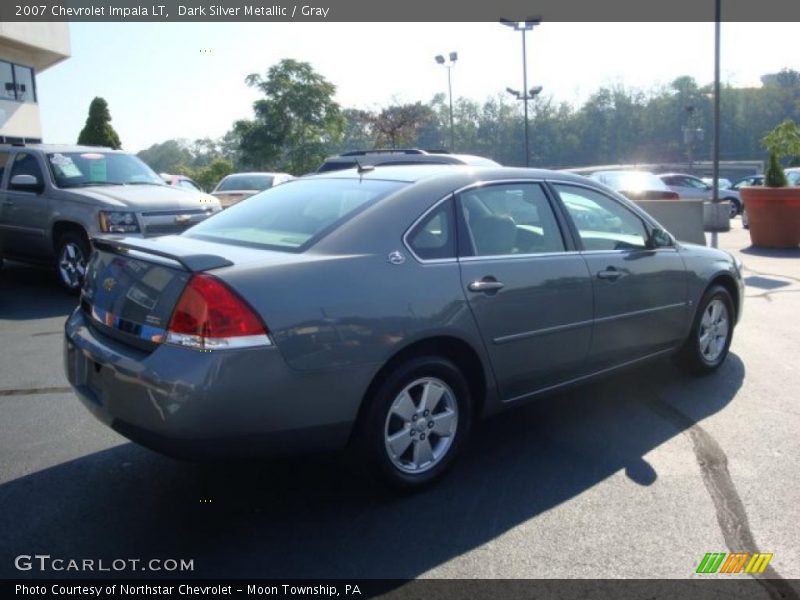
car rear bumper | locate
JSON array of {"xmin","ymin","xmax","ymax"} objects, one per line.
[{"xmin": 64, "ymin": 308, "xmax": 373, "ymax": 458}]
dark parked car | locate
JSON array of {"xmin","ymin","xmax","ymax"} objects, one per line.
[
  {"xmin": 317, "ymin": 149, "xmax": 500, "ymax": 173},
  {"xmin": 731, "ymin": 175, "xmax": 764, "ymax": 190},
  {"xmin": 65, "ymin": 165, "xmax": 743, "ymax": 489}
]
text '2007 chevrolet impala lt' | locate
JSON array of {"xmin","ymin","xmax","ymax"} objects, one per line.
[{"xmin": 64, "ymin": 165, "xmax": 743, "ymax": 489}]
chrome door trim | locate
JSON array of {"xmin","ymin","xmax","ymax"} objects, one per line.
[{"xmin": 493, "ymin": 318, "xmax": 593, "ymax": 345}]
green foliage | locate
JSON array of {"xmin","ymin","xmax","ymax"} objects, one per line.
[
  {"xmin": 764, "ymin": 152, "xmax": 788, "ymax": 187},
  {"xmin": 137, "ymin": 139, "xmax": 193, "ymax": 173},
  {"xmin": 761, "ymin": 119, "xmax": 800, "ymax": 162},
  {"xmin": 175, "ymin": 159, "xmax": 234, "ymax": 192},
  {"xmin": 77, "ymin": 97, "xmax": 122, "ymax": 149},
  {"xmin": 235, "ymin": 59, "xmax": 344, "ymax": 174}
]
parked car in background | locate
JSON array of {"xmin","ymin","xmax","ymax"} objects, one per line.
[
  {"xmin": 161, "ymin": 173, "xmax": 203, "ymax": 192},
  {"xmin": 317, "ymin": 149, "xmax": 501, "ymax": 173},
  {"xmin": 0, "ymin": 144, "xmax": 222, "ymax": 291},
  {"xmin": 785, "ymin": 168, "xmax": 800, "ymax": 186},
  {"xmin": 211, "ymin": 172, "xmax": 294, "ymax": 208},
  {"xmin": 65, "ymin": 164, "xmax": 743, "ymax": 489},
  {"xmin": 731, "ymin": 174, "xmax": 764, "ymax": 190},
  {"xmin": 701, "ymin": 177, "xmax": 732, "ymax": 189},
  {"xmin": 589, "ymin": 170, "xmax": 679, "ymax": 200},
  {"xmin": 658, "ymin": 173, "xmax": 742, "ymax": 217}
]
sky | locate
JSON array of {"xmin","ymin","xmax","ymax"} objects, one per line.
[{"xmin": 37, "ymin": 22, "xmax": 798, "ymax": 153}]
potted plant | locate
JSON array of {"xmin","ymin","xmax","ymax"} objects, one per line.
[{"xmin": 741, "ymin": 119, "xmax": 800, "ymax": 248}]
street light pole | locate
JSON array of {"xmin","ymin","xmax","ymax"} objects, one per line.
[
  {"xmin": 501, "ymin": 19, "xmax": 541, "ymax": 167},
  {"xmin": 435, "ymin": 52, "xmax": 458, "ymax": 152},
  {"xmin": 522, "ymin": 29, "xmax": 529, "ymax": 166},
  {"xmin": 711, "ymin": 0, "xmax": 721, "ymax": 249}
]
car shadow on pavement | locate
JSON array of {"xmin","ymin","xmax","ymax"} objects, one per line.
[
  {"xmin": 0, "ymin": 354, "xmax": 744, "ymax": 579},
  {"xmin": 0, "ymin": 261, "xmax": 78, "ymax": 320}
]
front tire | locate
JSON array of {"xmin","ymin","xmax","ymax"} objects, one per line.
[
  {"xmin": 678, "ymin": 285, "xmax": 735, "ymax": 375},
  {"xmin": 55, "ymin": 230, "xmax": 91, "ymax": 294},
  {"xmin": 725, "ymin": 197, "xmax": 741, "ymax": 218},
  {"xmin": 357, "ymin": 356, "xmax": 472, "ymax": 490}
]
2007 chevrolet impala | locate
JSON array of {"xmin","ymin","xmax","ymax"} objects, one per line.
[{"xmin": 64, "ymin": 165, "xmax": 743, "ymax": 488}]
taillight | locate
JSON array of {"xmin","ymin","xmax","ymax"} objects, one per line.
[{"xmin": 166, "ymin": 274, "xmax": 271, "ymax": 350}]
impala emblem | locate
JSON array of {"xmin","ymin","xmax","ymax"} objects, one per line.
[{"xmin": 387, "ymin": 251, "xmax": 406, "ymax": 265}]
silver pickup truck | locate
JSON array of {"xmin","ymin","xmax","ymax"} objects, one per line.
[{"xmin": 0, "ymin": 144, "xmax": 222, "ymax": 291}]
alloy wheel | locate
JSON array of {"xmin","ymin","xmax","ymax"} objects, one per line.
[
  {"xmin": 58, "ymin": 242, "xmax": 87, "ymax": 290},
  {"xmin": 698, "ymin": 298, "xmax": 730, "ymax": 363},
  {"xmin": 383, "ymin": 377, "xmax": 458, "ymax": 474}
]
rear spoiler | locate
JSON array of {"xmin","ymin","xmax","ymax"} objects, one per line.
[{"xmin": 91, "ymin": 237, "xmax": 233, "ymax": 272}]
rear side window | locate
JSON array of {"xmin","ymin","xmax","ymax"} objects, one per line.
[
  {"xmin": 186, "ymin": 178, "xmax": 406, "ymax": 251},
  {"xmin": 459, "ymin": 183, "xmax": 565, "ymax": 256},
  {"xmin": 407, "ymin": 198, "xmax": 456, "ymax": 260},
  {"xmin": 216, "ymin": 174, "xmax": 274, "ymax": 191}
]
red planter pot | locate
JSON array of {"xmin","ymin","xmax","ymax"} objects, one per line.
[{"xmin": 740, "ymin": 186, "xmax": 800, "ymax": 248}]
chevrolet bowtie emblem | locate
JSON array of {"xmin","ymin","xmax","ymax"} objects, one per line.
[
  {"xmin": 175, "ymin": 215, "xmax": 191, "ymax": 224},
  {"xmin": 103, "ymin": 277, "xmax": 116, "ymax": 292}
]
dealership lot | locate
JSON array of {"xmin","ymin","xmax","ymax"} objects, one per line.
[{"xmin": 0, "ymin": 225, "xmax": 798, "ymax": 584}]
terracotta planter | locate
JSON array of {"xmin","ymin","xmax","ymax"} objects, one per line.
[{"xmin": 740, "ymin": 186, "xmax": 800, "ymax": 248}]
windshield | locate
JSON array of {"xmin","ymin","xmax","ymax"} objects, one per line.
[
  {"xmin": 186, "ymin": 178, "xmax": 406, "ymax": 251},
  {"xmin": 216, "ymin": 174, "xmax": 274, "ymax": 191},
  {"xmin": 47, "ymin": 152, "xmax": 164, "ymax": 188},
  {"xmin": 594, "ymin": 171, "xmax": 670, "ymax": 192}
]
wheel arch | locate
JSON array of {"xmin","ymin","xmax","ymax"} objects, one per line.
[
  {"xmin": 52, "ymin": 220, "xmax": 90, "ymax": 253},
  {"xmin": 707, "ymin": 272, "xmax": 740, "ymax": 322},
  {"xmin": 349, "ymin": 335, "xmax": 489, "ymax": 446}
]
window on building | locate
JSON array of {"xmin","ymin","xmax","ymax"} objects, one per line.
[
  {"xmin": 0, "ymin": 61, "xmax": 37, "ymax": 103},
  {"xmin": 0, "ymin": 62, "xmax": 15, "ymax": 101},
  {"xmin": 12, "ymin": 65, "xmax": 35, "ymax": 103}
]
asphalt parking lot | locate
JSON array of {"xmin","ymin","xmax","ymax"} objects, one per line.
[{"xmin": 1, "ymin": 224, "xmax": 799, "ymax": 589}]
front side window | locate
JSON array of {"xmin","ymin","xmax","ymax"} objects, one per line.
[
  {"xmin": 186, "ymin": 178, "xmax": 406, "ymax": 251},
  {"xmin": 459, "ymin": 183, "xmax": 565, "ymax": 256},
  {"xmin": 9, "ymin": 153, "xmax": 43, "ymax": 188},
  {"xmin": 555, "ymin": 184, "xmax": 649, "ymax": 251},
  {"xmin": 47, "ymin": 152, "xmax": 163, "ymax": 187},
  {"xmin": 407, "ymin": 198, "xmax": 455, "ymax": 260}
]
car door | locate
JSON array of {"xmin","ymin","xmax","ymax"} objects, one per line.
[
  {"xmin": 551, "ymin": 183, "xmax": 689, "ymax": 370},
  {"xmin": 1, "ymin": 152, "xmax": 51, "ymax": 258},
  {"xmin": 455, "ymin": 181, "xmax": 594, "ymax": 401}
]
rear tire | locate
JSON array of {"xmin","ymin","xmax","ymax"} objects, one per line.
[
  {"xmin": 725, "ymin": 197, "xmax": 741, "ymax": 218},
  {"xmin": 55, "ymin": 230, "xmax": 91, "ymax": 294},
  {"xmin": 677, "ymin": 285, "xmax": 735, "ymax": 375},
  {"xmin": 355, "ymin": 356, "xmax": 472, "ymax": 491}
]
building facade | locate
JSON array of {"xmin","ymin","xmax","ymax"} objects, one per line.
[{"xmin": 0, "ymin": 22, "xmax": 70, "ymax": 143}]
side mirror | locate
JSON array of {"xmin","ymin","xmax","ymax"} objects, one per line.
[
  {"xmin": 647, "ymin": 228, "xmax": 673, "ymax": 249},
  {"xmin": 10, "ymin": 174, "xmax": 43, "ymax": 193}
]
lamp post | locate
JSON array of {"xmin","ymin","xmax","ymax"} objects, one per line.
[
  {"xmin": 711, "ymin": 0, "xmax": 722, "ymax": 249},
  {"xmin": 501, "ymin": 19, "xmax": 540, "ymax": 166},
  {"xmin": 435, "ymin": 52, "xmax": 458, "ymax": 152}
]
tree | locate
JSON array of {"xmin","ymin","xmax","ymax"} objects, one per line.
[
  {"xmin": 368, "ymin": 102, "xmax": 437, "ymax": 148},
  {"xmin": 235, "ymin": 59, "xmax": 344, "ymax": 174},
  {"xmin": 136, "ymin": 139, "xmax": 193, "ymax": 173},
  {"xmin": 77, "ymin": 97, "xmax": 122, "ymax": 149},
  {"xmin": 176, "ymin": 158, "xmax": 234, "ymax": 191}
]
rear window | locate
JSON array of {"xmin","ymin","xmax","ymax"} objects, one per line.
[
  {"xmin": 216, "ymin": 174, "xmax": 274, "ymax": 191},
  {"xmin": 185, "ymin": 178, "xmax": 406, "ymax": 251}
]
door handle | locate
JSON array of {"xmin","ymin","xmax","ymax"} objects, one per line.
[
  {"xmin": 597, "ymin": 267, "xmax": 623, "ymax": 281},
  {"xmin": 468, "ymin": 278, "xmax": 504, "ymax": 293}
]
